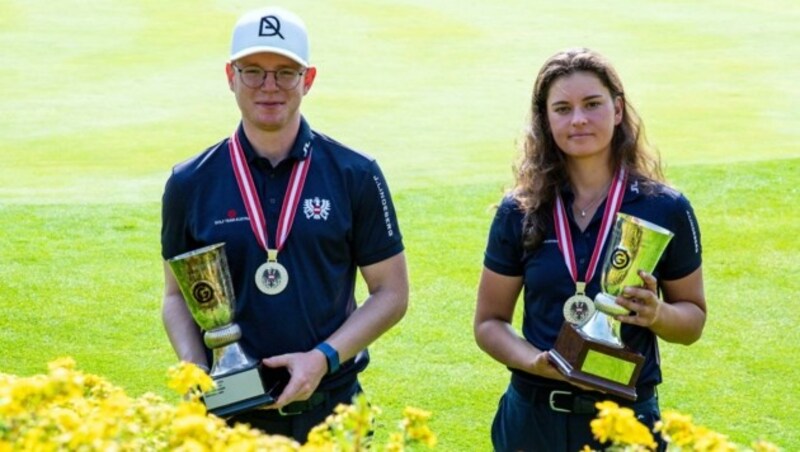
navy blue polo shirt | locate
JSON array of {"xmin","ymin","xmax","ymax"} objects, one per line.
[
  {"xmin": 161, "ymin": 117, "xmax": 404, "ymax": 389},
  {"xmin": 484, "ymin": 176, "xmax": 702, "ymax": 388}
]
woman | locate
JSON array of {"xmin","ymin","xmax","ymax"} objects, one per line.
[{"xmin": 474, "ymin": 48, "xmax": 706, "ymax": 451}]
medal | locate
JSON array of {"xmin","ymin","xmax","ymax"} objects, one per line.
[
  {"xmin": 563, "ymin": 282, "xmax": 595, "ymax": 326},
  {"xmin": 255, "ymin": 249, "xmax": 289, "ymax": 295},
  {"xmin": 255, "ymin": 261, "xmax": 289, "ymax": 295},
  {"xmin": 554, "ymin": 168, "xmax": 628, "ymax": 322},
  {"xmin": 228, "ymin": 129, "xmax": 312, "ymax": 295}
]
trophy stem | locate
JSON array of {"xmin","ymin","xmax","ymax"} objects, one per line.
[
  {"xmin": 204, "ymin": 323, "xmax": 242, "ymax": 348},
  {"xmin": 203, "ymin": 323, "xmax": 259, "ymax": 377},
  {"xmin": 210, "ymin": 342, "xmax": 260, "ymax": 378},
  {"xmin": 578, "ymin": 310, "xmax": 624, "ymax": 349}
]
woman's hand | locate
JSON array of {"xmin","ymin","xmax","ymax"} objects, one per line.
[
  {"xmin": 528, "ymin": 350, "xmax": 565, "ymax": 381},
  {"xmin": 614, "ymin": 270, "xmax": 662, "ymax": 327}
]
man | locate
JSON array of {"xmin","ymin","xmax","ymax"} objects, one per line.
[{"xmin": 160, "ymin": 6, "xmax": 408, "ymax": 441}]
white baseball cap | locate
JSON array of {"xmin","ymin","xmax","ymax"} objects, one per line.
[{"xmin": 230, "ymin": 7, "xmax": 309, "ymax": 67}]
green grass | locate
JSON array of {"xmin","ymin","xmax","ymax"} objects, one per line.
[{"xmin": 1, "ymin": 0, "xmax": 799, "ymax": 450}]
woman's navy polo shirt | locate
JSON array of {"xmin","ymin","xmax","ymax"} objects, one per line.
[
  {"xmin": 161, "ymin": 118, "xmax": 404, "ymax": 389},
  {"xmin": 483, "ymin": 177, "xmax": 702, "ymax": 388}
]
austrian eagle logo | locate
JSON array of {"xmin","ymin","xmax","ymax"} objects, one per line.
[{"xmin": 303, "ymin": 197, "xmax": 331, "ymax": 220}]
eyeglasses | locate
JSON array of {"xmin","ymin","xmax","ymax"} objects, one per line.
[{"xmin": 233, "ymin": 65, "xmax": 305, "ymax": 90}]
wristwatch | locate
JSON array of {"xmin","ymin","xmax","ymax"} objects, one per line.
[{"xmin": 315, "ymin": 342, "xmax": 340, "ymax": 375}]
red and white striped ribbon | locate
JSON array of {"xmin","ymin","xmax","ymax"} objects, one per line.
[
  {"xmin": 554, "ymin": 167, "xmax": 628, "ymax": 286},
  {"xmin": 228, "ymin": 131, "xmax": 312, "ymax": 255}
]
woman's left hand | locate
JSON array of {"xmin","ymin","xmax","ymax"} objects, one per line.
[{"xmin": 614, "ymin": 270, "xmax": 662, "ymax": 327}]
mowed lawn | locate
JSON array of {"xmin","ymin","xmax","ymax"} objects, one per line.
[{"xmin": 1, "ymin": 1, "xmax": 799, "ymax": 450}]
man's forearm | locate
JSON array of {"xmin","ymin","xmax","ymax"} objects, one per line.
[
  {"xmin": 325, "ymin": 288, "xmax": 407, "ymax": 363},
  {"xmin": 162, "ymin": 294, "xmax": 208, "ymax": 367}
]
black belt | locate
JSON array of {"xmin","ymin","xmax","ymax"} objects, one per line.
[
  {"xmin": 248, "ymin": 379, "xmax": 359, "ymax": 419},
  {"xmin": 511, "ymin": 375, "xmax": 655, "ymax": 415},
  {"xmin": 254, "ymin": 391, "xmax": 328, "ymax": 417},
  {"xmin": 278, "ymin": 391, "xmax": 328, "ymax": 416}
]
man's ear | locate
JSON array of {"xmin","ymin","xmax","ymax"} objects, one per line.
[
  {"xmin": 225, "ymin": 62, "xmax": 235, "ymax": 91},
  {"xmin": 302, "ymin": 66, "xmax": 317, "ymax": 95}
]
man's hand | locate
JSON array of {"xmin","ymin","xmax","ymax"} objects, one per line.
[{"xmin": 261, "ymin": 349, "xmax": 328, "ymax": 409}]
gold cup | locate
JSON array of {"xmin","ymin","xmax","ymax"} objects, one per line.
[{"xmin": 168, "ymin": 243, "xmax": 277, "ymax": 416}]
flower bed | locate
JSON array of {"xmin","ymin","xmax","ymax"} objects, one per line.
[
  {"xmin": 0, "ymin": 358, "xmax": 434, "ymax": 451},
  {"xmin": 0, "ymin": 359, "xmax": 780, "ymax": 451}
]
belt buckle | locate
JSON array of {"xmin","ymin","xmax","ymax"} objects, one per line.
[
  {"xmin": 277, "ymin": 404, "xmax": 302, "ymax": 416},
  {"xmin": 548, "ymin": 390, "xmax": 572, "ymax": 413}
]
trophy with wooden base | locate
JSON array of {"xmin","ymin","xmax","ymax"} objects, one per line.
[
  {"xmin": 549, "ymin": 214, "xmax": 674, "ymax": 401},
  {"xmin": 168, "ymin": 243, "xmax": 281, "ymax": 417}
]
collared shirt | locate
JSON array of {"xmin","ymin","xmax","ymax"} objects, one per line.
[
  {"xmin": 161, "ymin": 118, "xmax": 404, "ymax": 389},
  {"xmin": 484, "ymin": 176, "xmax": 702, "ymax": 387}
]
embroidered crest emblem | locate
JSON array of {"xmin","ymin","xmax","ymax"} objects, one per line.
[{"xmin": 303, "ymin": 197, "xmax": 331, "ymax": 220}]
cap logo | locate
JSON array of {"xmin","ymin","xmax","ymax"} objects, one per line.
[{"xmin": 259, "ymin": 15, "xmax": 284, "ymax": 39}]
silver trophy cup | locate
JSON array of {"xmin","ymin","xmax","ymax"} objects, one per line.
[
  {"xmin": 550, "ymin": 213, "xmax": 674, "ymax": 400},
  {"xmin": 581, "ymin": 213, "xmax": 674, "ymax": 348},
  {"xmin": 167, "ymin": 243, "xmax": 276, "ymax": 416}
]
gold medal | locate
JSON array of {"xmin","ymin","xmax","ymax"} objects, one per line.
[
  {"xmin": 228, "ymin": 132, "xmax": 312, "ymax": 298},
  {"xmin": 563, "ymin": 293, "xmax": 595, "ymax": 326},
  {"xmin": 553, "ymin": 169, "xmax": 628, "ymax": 327},
  {"xmin": 563, "ymin": 282, "xmax": 595, "ymax": 326},
  {"xmin": 255, "ymin": 260, "xmax": 289, "ymax": 295}
]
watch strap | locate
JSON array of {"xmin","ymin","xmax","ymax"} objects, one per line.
[{"xmin": 315, "ymin": 342, "xmax": 340, "ymax": 375}]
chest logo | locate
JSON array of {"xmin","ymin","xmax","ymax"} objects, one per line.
[{"xmin": 303, "ymin": 197, "xmax": 331, "ymax": 220}]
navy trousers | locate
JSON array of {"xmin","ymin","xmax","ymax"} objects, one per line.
[
  {"xmin": 226, "ymin": 380, "xmax": 362, "ymax": 443},
  {"xmin": 491, "ymin": 383, "xmax": 664, "ymax": 452}
]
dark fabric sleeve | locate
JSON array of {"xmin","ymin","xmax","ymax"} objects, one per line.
[
  {"xmin": 658, "ymin": 193, "xmax": 702, "ymax": 281},
  {"xmin": 160, "ymin": 169, "xmax": 191, "ymax": 261},
  {"xmin": 351, "ymin": 160, "xmax": 404, "ymax": 266},
  {"xmin": 483, "ymin": 197, "xmax": 524, "ymax": 276}
]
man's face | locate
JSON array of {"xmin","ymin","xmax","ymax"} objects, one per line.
[{"xmin": 226, "ymin": 52, "xmax": 316, "ymax": 133}]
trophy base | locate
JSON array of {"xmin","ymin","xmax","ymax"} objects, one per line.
[
  {"xmin": 203, "ymin": 365, "xmax": 286, "ymax": 417},
  {"xmin": 549, "ymin": 323, "xmax": 644, "ymax": 401}
]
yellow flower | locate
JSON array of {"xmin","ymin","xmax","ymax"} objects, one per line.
[
  {"xmin": 385, "ymin": 432, "xmax": 406, "ymax": 452},
  {"xmin": 170, "ymin": 413, "xmax": 219, "ymax": 446},
  {"xmin": 655, "ymin": 410, "xmax": 694, "ymax": 447},
  {"xmin": 306, "ymin": 422, "xmax": 334, "ymax": 446},
  {"xmin": 403, "ymin": 406, "xmax": 432, "ymax": 422},
  {"xmin": 751, "ymin": 439, "xmax": 781, "ymax": 452},
  {"xmin": 173, "ymin": 437, "xmax": 208, "ymax": 452},
  {"xmin": 47, "ymin": 356, "xmax": 77, "ymax": 372},
  {"xmin": 692, "ymin": 426, "xmax": 737, "ymax": 452},
  {"xmin": 167, "ymin": 361, "xmax": 215, "ymax": 397},
  {"xmin": 589, "ymin": 400, "xmax": 656, "ymax": 450},
  {"xmin": 400, "ymin": 405, "xmax": 437, "ymax": 448},
  {"xmin": 1, "ymin": 358, "xmax": 442, "ymax": 451}
]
